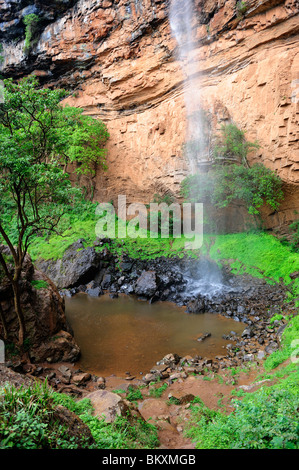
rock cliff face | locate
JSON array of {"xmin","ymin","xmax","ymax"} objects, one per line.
[{"xmin": 1, "ymin": 0, "xmax": 299, "ymax": 228}]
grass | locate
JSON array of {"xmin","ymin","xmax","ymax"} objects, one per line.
[
  {"xmin": 31, "ymin": 279, "xmax": 49, "ymax": 290},
  {"xmin": 0, "ymin": 381, "xmax": 159, "ymax": 449},
  {"xmin": 149, "ymin": 383, "xmax": 168, "ymax": 398}
]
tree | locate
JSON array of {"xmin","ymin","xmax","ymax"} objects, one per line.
[
  {"xmin": 213, "ymin": 123, "xmax": 259, "ymax": 167},
  {"xmin": 181, "ymin": 123, "xmax": 284, "ymax": 219},
  {"xmin": 0, "ymin": 76, "xmax": 109, "ymax": 346}
]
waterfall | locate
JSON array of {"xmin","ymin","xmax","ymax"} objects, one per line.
[
  {"xmin": 169, "ymin": 0, "xmax": 225, "ymax": 297},
  {"xmin": 169, "ymin": 0, "xmax": 207, "ymax": 173}
]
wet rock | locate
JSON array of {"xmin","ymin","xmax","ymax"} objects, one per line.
[
  {"xmin": 29, "ymin": 331, "xmax": 80, "ymax": 363},
  {"xmin": 135, "ymin": 271, "xmax": 157, "ymax": 297},
  {"xmin": 150, "ymin": 364, "xmax": 169, "ymax": 374},
  {"xmin": 142, "ymin": 373, "xmax": 158, "ymax": 384},
  {"xmin": 72, "ymin": 373, "xmax": 91, "ymax": 385},
  {"xmin": 186, "ymin": 298, "xmax": 205, "ymax": 314},
  {"xmin": 242, "ymin": 327, "xmax": 254, "ymax": 338},
  {"xmin": 86, "ymin": 286, "xmax": 102, "ymax": 297},
  {"xmin": 101, "ymin": 273, "xmax": 112, "ymax": 289},
  {"xmin": 157, "ymin": 353, "xmax": 181, "ymax": 370},
  {"xmin": 58, "ymin": 365, "xmax": 72, "ymax": 382},
  {"xmin": 257, "ymin": 350, "xmax": 265, "ymax": 360},
  {"xmin": 196, "ymin": 333, "xmax": 211, "ymax": 342},
  {"xmin": 97, "ymin": 377, "xmax": 106, "ymax": 389},
  {"xmin": 138, "ymin": 399, "xmax": 170, "ymax": 421},
  {"xmin": 265, "ymin": 342, "xmax": 279, "ymax": 354},
  {"xmin": 167, "ymin": 391, "xmax": 195, "ymax": 405},
  {"xmin": 243, "ymin": 353, "xmax": 254, "ymax": 362}
]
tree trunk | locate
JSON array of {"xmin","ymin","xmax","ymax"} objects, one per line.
[
  {"xmin": 0, "ymin": 303, "xmax": 8, "ymax": 341},
  {"xmin": 11, "ymin": 279, "xmax": 26, "ymax": 347}
]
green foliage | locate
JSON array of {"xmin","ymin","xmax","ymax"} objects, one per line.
[
  {"xmin": 264, "ymin": 315, "xmax": 299, "ymax": 370},
  {"xmin": 282, "ymin": 218, "xmax": 299, "ymax": 252},
  {"xmin": 186, "ymin": 372, "xmax": 299, "ymax": 449},
  {"xmin": 214, "ymin": 124, "xmax": 259, "ymax": 165},
  {"xmin": 149, "ymin": 383, "xmax": 168, "ymax": 398},
  {"xmin": 126, "ymin": 386, "xmax": 143, "ymax": 402},
  {"xmin": 269, "ymin": 313, "xmax": 284, "ymax": 324},
  {"xmin": 31, "ymin": 279, "xmax": 49, "ymax": 290},
  {"xmin": 55, "ymin": 105, "xmax": 109, "ymax": 176},
  {"xmin": 23, "ymin": 14, "xmax": 39, "ymax": 55},
  {"xmin": 0, "ymin": 44, "xmax": 3, "ymax": 64},
  {"xmin": 0, "ymin": 76, "xmax": 109, "ymax": 254},
  {"xmin": 0, "ymin": 382, "xmax": 90, "ymax": 448},
  {"xmin": 236, "ymin": 1, "xmax": 248, "ymax": 17},
  {"xmin": 0, "ymin": 382, "xmax": 159, "ymax": 449},
  {"xmin": 52, "ymin": 390, "xmax": 158, "ymax": 449},
  {"xmin": 181, "ymin": 164, "xmax": 284, "ymax": 216},
  {"xmin": 146, "ymin": 193, "xmax": 177, "ymax": 237}
]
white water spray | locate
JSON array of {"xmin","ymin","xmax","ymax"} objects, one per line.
[
  {"xmin": 169, "ymin": 0, "xmax": 225, "ymax": 296},
  {"xmin": 169, "ymin": 0, "xmax": 207, "ymax": 173}
]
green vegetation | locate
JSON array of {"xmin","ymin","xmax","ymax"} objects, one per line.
[
  {"xmin": 0, "ymin": 44, "xmax": 3, "ymax": 64},
  {"xmin": 186, "ymin": 371, "xmax": 299, "ymax": 449},
  {"xmin": 181, "ymin": 124, "xmax": 283, "ymax": 218},
  {"xmin": 263, "ymin": 314, "xmax": 299, "ymax": 370},
  {"xmin": 31, "ymin": 279, "xmax": 49, "ymax": 290},
  {"xmin": 213, "ymin": 123, "xmax": 259, "ymax": 166},
  {"xmin": 185, "ymin": 313, "xmax": 299, "ymax": 449},
  {"xmin": 149, "ymin": 383, "xmax": 168, "ymax": 398},
  {"xmin": 23, "ymin": 14, "xmax": 39, "ymax": 55},
  {"xmin": 0, "ymin": 76, "xmax": 108, "ymax": 345},
  {"xmin": 0, "ymin": 381, "xmax": 159, "ymax": 449},
  {"xmin": 236, "ymin": 1, "xmax": 248, "ymax": 17},
  {"xmin": 126, "ymin": 386, "xmax": 143, "ymax": 403}
]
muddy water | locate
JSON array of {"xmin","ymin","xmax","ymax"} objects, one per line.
[{"xmin": 65, "ymin": 293, "xmax": 245, "ymax": 377}]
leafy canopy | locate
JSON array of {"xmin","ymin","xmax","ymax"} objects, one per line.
[{"xmin": 0, "ymin": 76, "xmax": 109, "ymax": 255}]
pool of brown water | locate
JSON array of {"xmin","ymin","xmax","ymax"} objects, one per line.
[{"xmin": 65, "ymin": 293, "xmax": 245, "ymax": 377}]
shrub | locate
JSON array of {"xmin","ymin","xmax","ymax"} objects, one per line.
[
  {"xmin": 213, "ymin": 123, "xmax": 259, "ymax": 166},
  {"xmin": 23, "ymin": 14, "xmax": 39, "ymax": 55},
  {"xmin": 181, "ymin": 163, "xmax": 283, "ymax": 216}
]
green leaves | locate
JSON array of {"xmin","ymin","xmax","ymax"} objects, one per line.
[
  {"xmin": 23, "ymin": 14, "xmax": 40, "ymax": 55},
  {"xmin": 181, "ymin": 163, "xmax": 284, "ymax": 216},
  {"xmin": 213, "ymin": 123, "xmax": 259, "ymax": 166},
  {"xmin": 0, "ymin": 76, "xmax": 109, "ymax": 254}
]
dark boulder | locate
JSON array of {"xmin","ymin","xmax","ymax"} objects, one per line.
[
  {"xmin": 135, "ymin": 271, "xmax": 157, "ymax": 298},
  {"xmin": 35, "ymin": 239, "xmax": 102, "ymax": 289}
]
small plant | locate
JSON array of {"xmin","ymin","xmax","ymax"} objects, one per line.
[
  {"xmin": 0, "ymin": 44, "xmax": 4, "ymax": 64},
  {"xmin": 23, "ymin": 14, "xmax": 39, "ymax": 55},
  {"xmin": 31, "ymin": 279, "xmax": 49, "ymax": 290},
  {"xmin": 126, "ymin": 386, "xmax": 143, "ymax": 403},
  {"xmin": 236, "ymin": 1, "xmax": 248, "ymax": 17},
  {"xmin": 231, "ymin": 389, "xmax": 246, "ymax": 397},
  {"xmin": 149, "ymin": 383, "xmax": 168, "ymax": 398},
  {"xmin": 213, "ymin": 123, "xmax": 259, "ymax": 166}
]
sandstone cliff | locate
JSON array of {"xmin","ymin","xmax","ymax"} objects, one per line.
[{"xmin": 1, "ymin": 0, "xmax": 299, "ymax": 228}]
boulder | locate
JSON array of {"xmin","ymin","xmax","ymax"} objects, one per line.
[
  {"xmin": 83, "ymin": 390, "xmax": 129, "ymax": 423},
  {"xmin": 35, "ymin": 239, "xmax": 102, "ymax": 289},
  {"xmin": 0, "ymin": 247, "xmax": 80, "ymax": 363},
  {"xmin": 135, "ymin": 271, "xmax": 157, "ymax": 297},
  {"xmin": 29, "ymin": 330, "xmax": 80, "ymax": 363},
  {"xmin": 53, "ymin": 405, "xmax": 95, "ymax": 446}
]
